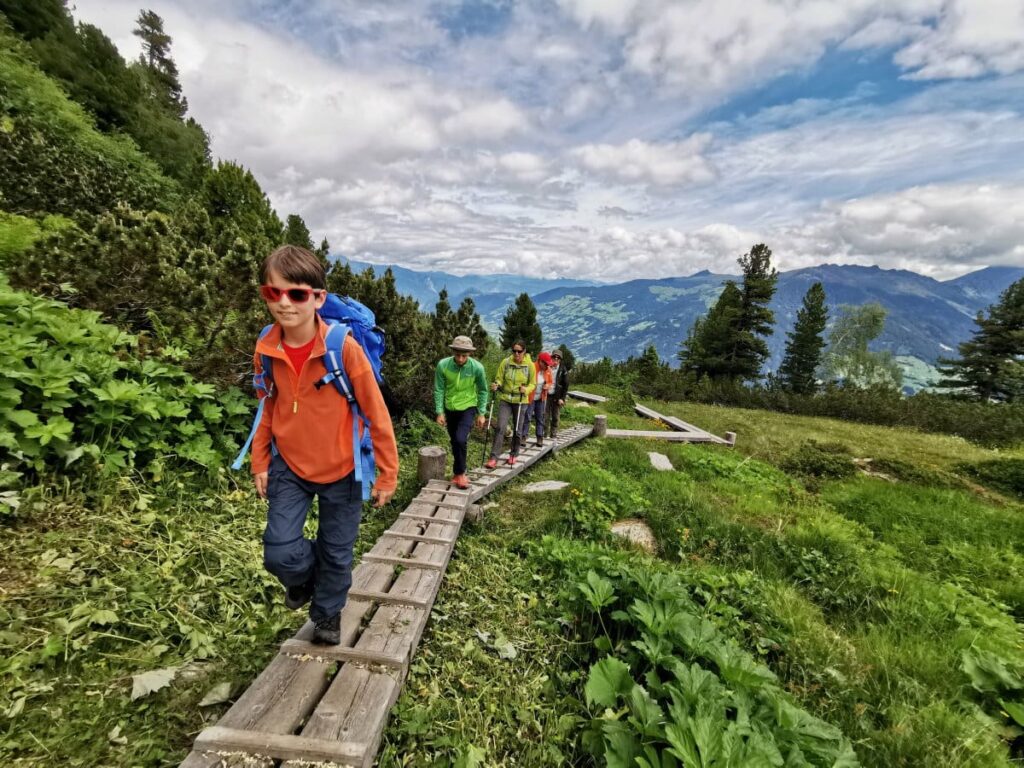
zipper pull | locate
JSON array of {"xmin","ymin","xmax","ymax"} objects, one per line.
[{"xmin": 292, "ymin": 399, "xmax": 298, "ymax": 414}]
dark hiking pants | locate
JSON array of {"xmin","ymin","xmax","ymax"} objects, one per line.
[
  {"xmin": 490, "ymin": 400, "xmax": 527, "ymax": 459},
  {"xmin": 445, "ymin": 407, "xmax": 477, "ymax": 475},
  {"xmin": 263, "ymin": 454, "xmax": 362, "ymax": 622}
]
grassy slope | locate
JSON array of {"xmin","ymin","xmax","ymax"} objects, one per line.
[
  {"xmin": 3, "ymin": 400, "xmax": 1023, "ymax": 766},
  {"xmin": 382, "ymin": 398, "xmax": 1024, "ymax": 767}
]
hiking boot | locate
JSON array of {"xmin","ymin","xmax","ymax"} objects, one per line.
[
  {"xmin": 312, "ymin": 613, "xmax": 341, "ymax": 645},
  {"xmin": 452, "ymin": 474, "xmax": 469, "ymax": 489},
  {"xmin": 485, "ymin": 458, "xmax": 498, "ymax": 469},
  {"xmin": 506, "ymin": 455, "xmax": 517, "ymax": 466},
  {"xmin": 284, "ymin": 578, "xmax": 314, "ymax": 610},
  {"xmin": 536, "ymin": 436, "xmax": 544, "ymax": 447}
]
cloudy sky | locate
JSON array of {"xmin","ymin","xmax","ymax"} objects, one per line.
[{"xmin": 73, "ymin": 0, "xmax": 1024, "ymax": 281}]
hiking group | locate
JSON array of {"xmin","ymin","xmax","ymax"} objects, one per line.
[
  {"xmin": 239, "ymin": 244, "xmax": 570, "ymax": 645},
  {"xmin": 434, "ymin": 337, "xmax": 570, "ymax": 488}
]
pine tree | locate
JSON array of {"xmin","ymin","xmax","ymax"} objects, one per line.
[
  {"xmin": 556, "ymin": 344, "xmax": 575, "ymax": 370},
  {"xmin": 432, "ymin": 289, "xmax": 456, "ymax": 347},
  {"xmin": 133, "ymin": 10, "xmax": 186, "ymax": 116},
  {"xmin": 283, "ymin": 214, "xmax": 313, "ymax": 250},
  {"xmin": 731, "ymin": 243, "xmax": 778, "ymax": 380},
  {"xmin": 679, "ymin": 281, "xmax": 743, "ymax": 380},
  {"xmin": 453, "ymin": 296, "xmax": 489, "ymax": 355},
  {"xmin": 938, "ymin": 278, "xmax": 1024, "ymax": 402},
  {"xmin": 778, "ymin": 282, "xmax": 828, "ymax": 394},
  {"xmin": 822, "ymin": 303, "xmax": 902, "ymax": 390},
  {"xmin": 499, "ymin": 292, "xmax": 542, "ymax": 354}
]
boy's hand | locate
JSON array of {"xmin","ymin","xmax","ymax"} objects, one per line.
[
  {"xmin": 475, "ymin": 415, "xmax": 486, "ymax": 428},
  {"xmin": 490, "ymin": 382, "xmax": 498, "ymax": 391},
  {"xmin": 254, "ymin": 471, "xmax": 268, "ymax": 499},
  {"xmin": 436, "ymin": 414, "xmax": 446, "ymax": 426},
  {"xmin": 371, "ymin": 487, "xmax": 394, "ymax": 508}
]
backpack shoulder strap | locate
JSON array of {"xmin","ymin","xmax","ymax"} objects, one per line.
[
  {"xmin": 318, "ymin": 322, "xmax": 375, "ymax": 501},
  {"xmin": 231, "ymin": 324, "xmax": 279, "ymax": 471}
]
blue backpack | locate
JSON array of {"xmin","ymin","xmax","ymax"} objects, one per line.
[{"xmin": 231, "ymin": 293, "xmax": 387, "ymax": 501}]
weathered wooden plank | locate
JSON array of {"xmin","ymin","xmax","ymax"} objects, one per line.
[
  {"xmin": 360, "ymin": 554, "xmax": 447, "ymax": 570},
  {"xmin": 567, "ymin": 390, "xmax": 608, "ymax": 403},
  {"xmin": 415, "ymin": 498, "xmax": 467, "ymax": 510},
  {"xmin": 379, "ymin": 530, "xmax": 455, "ymax": 545},
  {"xmin": 279, "ymin": 641, "xmax": 409, "ymax": 669},
  {"xmin": 423, "ymin": 480, "xmax": 472, "ymax": 496},
  {"xmin": 194, "ymin": 726, "xmax": 366, "ymax": 765},
  {"xmin": 605, "ymin": 429, "xmax": 720, "ymax": 441},
  {"xmin": 346, "ymin": 589, "xmax": 431, "ymax": 608},
  {"xmin": 397, "ymin": 512, "xmax": 461, "ymax": 525}
]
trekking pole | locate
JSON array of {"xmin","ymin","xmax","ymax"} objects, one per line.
[{"xmin": 481, "ymin": 394, "xmax": 495, "ymax": 466}]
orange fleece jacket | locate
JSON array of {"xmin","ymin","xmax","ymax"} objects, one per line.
[{"xmin": 251, "ymin": 317, "xmax": 398, "ymax": 491}]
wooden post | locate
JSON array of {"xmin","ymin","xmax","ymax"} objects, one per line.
[
  {"xmin": 464, "ymin": 504, "xmax": 483, "ymax": 524},
  {"xmin": 593, "ymin": 415, "xmax": 607, "ymax": 438},
  {"xmin": 417, "ymin": 446, "xmax": 446, "ymax": 484},
  {"xmin": 725, "ymin": 431, "xmax": 736, "ymax": 447}
]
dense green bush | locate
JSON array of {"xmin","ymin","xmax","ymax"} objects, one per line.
[
  {"xmin": 781, "ymin": 441, "xmax": 856, "ymax": 480},
  {"xmin": 0, "ymin": 27, "xmax": 176, "ymax": 216},
  {"xmin": 958, "ymin": 458, "xmax": 1024, "ymax": 500},
  {"xmin": 0, "ymin": 276, "xmax": 249, "ymax": 512}
]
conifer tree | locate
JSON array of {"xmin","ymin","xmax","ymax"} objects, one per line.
[
  {"xmin": 283, "ymin": 214, "xmax": 313, "ymax": 250},
  {"xmin": 432, "ymin": 288, "xmax": 456, "ymax": 346},
  {"xmin": 731, "ymin": 243, "xmax": 778, "ymax": 380},
  {"xmin": 133, "ymin": 10, "xmax": 186, "ymax": 116},
  {"xmin": 499, "ymin": 292, "xmax": 542, "ymax": 354},
  {"xmin": 679, "ymin": 281, "xmax": 743, "ymax": 380},
  {"xmin": 938, "ymin": 278, "xmax": 1024, "ymax": 402},
  {"xmin": 555, "ymin": 343, "xmax": 575, "ymax": 370},
  {"xmin": 778, "ymin": 282, "xmax": 828, "ymax": 394},
  {"xmin": 453, "ymin": 296, "xmax": 489, "ymax": 355}
]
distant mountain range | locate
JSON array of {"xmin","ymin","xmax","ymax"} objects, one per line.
[{"xmin": 339, "ymin": 258, "xmax": 1024, "ymax": 391}]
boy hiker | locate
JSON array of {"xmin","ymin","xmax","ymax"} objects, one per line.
[
  {"xmin": 485, "ymin": 342, "xmax": 534, "ymax": 468},
  {"xmin": 522, "ymin": 351, "xmax": 554, "ymax": 447},
  {"xmin": 546, "ymin": 348, "xmax": 570, "ymax": 439},
  {"xmin": 434, "ymin": 335, "xmax": 488, "ymax": 489},
  {"xmin": 250, "ymin": 245, "xmax": 398, "ymax": 645}
]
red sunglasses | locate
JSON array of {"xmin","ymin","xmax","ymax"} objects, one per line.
[{"xmin": 260, "ymin": 285, "xmax": 324, "ymax": 303}]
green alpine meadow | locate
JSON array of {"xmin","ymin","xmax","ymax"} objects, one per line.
[{"xmin": 2, "ymin": 2, "xmax": 1023, "ymax": 767}]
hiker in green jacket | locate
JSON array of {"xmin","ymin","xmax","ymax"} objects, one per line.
[
  {"xmin": 486, "ymin": 341, "xmax": 535, "ymax": 468},
  {"xmin": 434, "ymin": 335, "xmax": 488, "ymax": 489}
]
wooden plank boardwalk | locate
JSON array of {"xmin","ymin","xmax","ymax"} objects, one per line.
[
  {"xmin": 605, "ymin": 428, "xmax": 721, "ymax": 442},
  {"xmin": 567, "ymin": 390, "xmax": 607, "ymax": 403},
  {"xmin": 180, "ymin": 422, "xmax": 594, "ymax": 768},
  {"xmin": 633, "ymin": 403, "xmax": 733, "ymax": 445}
]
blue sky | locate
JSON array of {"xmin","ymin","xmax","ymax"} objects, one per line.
[{"xmin": 74, "ymin": 0, "xmax": 1024, "ymax": 280}]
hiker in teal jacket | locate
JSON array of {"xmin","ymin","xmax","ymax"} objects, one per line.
[
  {"xmin": 434, "ymin": 335, "xmax": 488, "ymax": 489},
  {"xmin": 486, "ymin": 342, "xmax": 535, "ymax": 468}
]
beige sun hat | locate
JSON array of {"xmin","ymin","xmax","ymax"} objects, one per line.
[{"xmin": 449, "ymin": 335, "xmax": 476, "ymax": 352}]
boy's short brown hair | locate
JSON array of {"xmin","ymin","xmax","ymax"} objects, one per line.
[{"xmin": 261, "ymin": 245, "xmax": 327, "ymax": 289}]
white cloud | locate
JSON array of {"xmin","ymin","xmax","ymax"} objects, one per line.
[{"xmin": 571, "ymin": 136, "xmax": 716, "ymax": 186}]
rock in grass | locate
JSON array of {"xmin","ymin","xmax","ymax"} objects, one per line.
[
  {"xmin": 648, "ymin": 452, "xmax": 674, "ymax": 471},
  {"xmin": 522, "ymin": 480, "xmax": 570, "ymax": 493},
  {"xmin": 610, "ymin": 519, "xmax": 658, "ymax": 554}
]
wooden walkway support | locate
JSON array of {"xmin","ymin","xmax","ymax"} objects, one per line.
[
  {"xmin": 567, "ymin": 390, "xmax": 607, "ymax": 403},
  {"xmin": 180, "ymin": 423, "xmax": 593, "ymax": 768},
  {"xmin": 633, "ymin": 403, "xmax": 733, "ymax": 445}
]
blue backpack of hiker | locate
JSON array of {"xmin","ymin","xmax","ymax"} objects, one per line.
[{"xmin": 232, "ymin": 293, "xmax": 386, "ymax": 501}]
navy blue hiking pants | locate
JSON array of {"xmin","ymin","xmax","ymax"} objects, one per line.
[
  {"xmin": 263, "ymin": 453, "xmax": 362, "ymax": 622},
  {"xmin": 445, "ymin": 407, "xmax": 477, "ymax": 475}
]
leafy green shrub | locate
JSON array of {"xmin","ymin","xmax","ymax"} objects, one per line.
[
  {"xmin": 781, "ymin": 441, "xmax": 856, "ymax": 480},
  {"xmin": 531, "ymin": 537, "xmax": 859, "ymax": 766},
  {"xmin": 958, "ymin": 458, "xmax": 1024, "ymax": 500},
  {"xmin": 0, "ymin": 276, "xmax": 248, "ymax": 507},
  {"xmin": 563, "ymin": 467, "xmax": 649, "ymax": 539}
]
